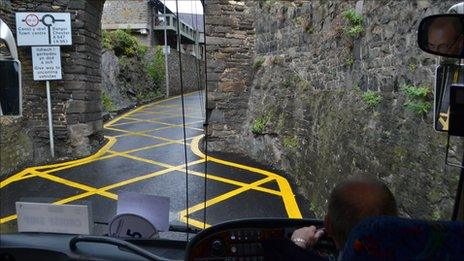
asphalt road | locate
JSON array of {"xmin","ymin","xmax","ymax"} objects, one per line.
[{"xmin": 0, "ymin": 91, "xmax": 309, "ymax": 236}]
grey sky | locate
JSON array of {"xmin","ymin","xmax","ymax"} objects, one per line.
[{"xmin": 163, "ymin": 0, "xmax": 203, "ymax": 14}]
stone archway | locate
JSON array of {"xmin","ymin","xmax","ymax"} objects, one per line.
[{"xmin": 0, "ymin": 0, "xmax": 106, "ymax": 176}]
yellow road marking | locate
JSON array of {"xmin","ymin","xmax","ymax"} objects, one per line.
[
  {"xmin": 108, "ymin": 150, "xmax": 282, "ymax": 196},
  {"xmin": 104, "ymin": 93, "xmax": 195, "ymax": 127},
  {"xmin": 113, "ymin": 122, "xmax": 202, "ymax": 141},
  {"xmin": 112, "ymin": 121, "xmax": 202, "ymax": 138},
  {"xmin": 439, "ymin": 107, "xmax": 450, "ymax": 131},
  {"xmin": 31, "ymin": 170, "xmax": 117, "ymax": 200},
  {"xmin": 45, "ymin": 137, "xmax": 194, "ymax": 175},
  {"xmin": 1, "ymin": 159, "xmax": 206, "ymax": 224},
  {"xmin": 179, "ymin": 177, "xmax": 275, "ymax": 229},
  {"xmin": 0, "ymin": 215, "xmax": 17, "ymax": 224},
  {"xmin": 140, "ymin": 110, "xmax": 204, "ymax": 120},
  {"xmin": 123, "ymin": 116, "xmax": 203, "ymax": 131},
  {"xmin": 105, "ymin": 126, "xmax": 192, "ymax": 146},
  {"xmin": 0, "ymin": 137, "xmax": 117, "ymax": 189},
  {"xmin": 1, "ymin": 91, "xmax": 301, "ymax": 229},
  {"xmin": 190, "ymin": 135, "xmax": 302, "ymax": 219},
  {"xmin": 110, "ymin": 119, "xmax": 142, "ymax": 127}
]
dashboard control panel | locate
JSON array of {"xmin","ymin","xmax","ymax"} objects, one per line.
[{"xmin": 186, "ymin": 218, "xmax": 336, "ymax": 261}]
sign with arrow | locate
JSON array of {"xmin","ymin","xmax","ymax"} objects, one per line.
[{"xmin": 15, "ymin": 12, "xmax": 72, "ymax": 46}]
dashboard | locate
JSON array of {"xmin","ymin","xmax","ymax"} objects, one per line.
[
  {"xmin": 0, "ymin": 218, "xmax": 336, "ymax": 261},
  {"xmin": 185, "ymin": 218, "xmax": 336, "ymax": 261}
]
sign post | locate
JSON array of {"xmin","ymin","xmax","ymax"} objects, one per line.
[
  {"xmin": 31, "ymin": 46, "xmax": 62, "ymax": 157},
  {"xmin": 16, "ymin": 12, "xmax": 71, "ymax": 157},
  {"xmin": 46, "ymin": 81, "xmax": 54, "ymax": 157}
]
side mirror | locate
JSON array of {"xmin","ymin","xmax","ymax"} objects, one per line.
[
  {"xmin": 0, "ymin": 19, "xmax": 22, "ymax": 116},
  {"xmin": 418, "ymin": 14, "xmax": 464, "ymax": 58},
  {"xmin": 0, "ymin": 60, "xmax": 22, "ymax": 116}
]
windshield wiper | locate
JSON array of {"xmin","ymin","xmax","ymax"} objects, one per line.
[{"xmin": 169, "ymin": 225, "xmax": 201, "ymax": 234}]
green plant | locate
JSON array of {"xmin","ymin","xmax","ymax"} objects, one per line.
[
  {"xmin": 329, "ymin": 68, "xmax": 337, "ymax": 77},
  {"xmin": 283, "ymin": 75, "xmax": 300, "ymax": 88},
  {"xmin": 117, "ymin": 56, "xmax": 130, "ymax": 67},
  {"xmin": 102, "ymin": 30, "xmax": 112, "ymax": 50},
  {"xmin": 404, "ymin": 101, "xmax": 432, "ymax": 115},
  {"xmin": 251, "ymin": 115, "xmax": 270, "ymax": 134},
  {"xmin": 265, "ymin": 0, "xmax": 278, "ymax": 5},
  {"xmin": 299, "ymin": 80, "xmax": 310, "ymax": 91},
  {"xmin": 402, "ymin": 85, "xmax": 432, "ymax": 115},
  {"xmin": 345, "ymin": 57, "xmax": 355, "ymax": 67},
  {"xmin": 103, "ymin": 29, "xmax": 147, "ymax": 57},
  {"xmin": 252, "ymin": 58, "xmax": 265, "ymax": 70},
  {"xmin": 310, "ymin": 202, "xmax": 317, "ymax": 213},
  {"xmin": 362, "ymin": 90, "xmax": 382, "ymax": 108},
  {"xmin": 345, "ymin": 25, "xmax": 364, "ymax": 38},
  {"xmin": 408, "ymin": 63, "xmax": 417, "ymax": 72},
  {"xmin": 305, "ymin": 26, "xmax": 314, "ymax": 34},
  {"xmin": 147, "ymin": 46, "xmax": 166, "ymax": 86},
  {"xmin": 402, "ymin": 85, "xmax": 431, "ymax": 99},
  {"xmin": 101, "ymin": 91, "xmax": 113, "ymax": 111},
  {"xmin": 342, "ymin": 9, "xmax": 363, "ymax": 25},
  {"xmin": 283, "ymin": 136, "xmax": 298, "ymax": 148},
  {"xmin": 342, "ymin": 9, "xmax": 364, "ymax": 38}
]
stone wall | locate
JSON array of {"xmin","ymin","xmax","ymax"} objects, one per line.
[
  {"xmin": 205, "ymin": 0, "xmax": 255, "ymax": 146},
  {"xmin": 0, "ymin": 0, "xmax": 11, "ymax": 25},
  {"xmin": 101, "ymin": 0, "xmax": 152, "ymax": 46},
  {"xmin": 101, "ymin": 46, "xmax": 204, "ymax": 112},
  {"xmin": 206, "ymin": 0, "xmax": 463, "ymax": 220},
  {"xmin": 167, "ymin": 48, "xmax": 205, "ymax": 96},
  {"xmin": 102, "ymin": 0, "xmax": 148, "ymax": 29},
  {"xmin": 0, "ymin": 0, "xmax": 105, "ymax": 177},
  {"xmin": 0, "ymin": 0, "xmax": 34, "ymax": 175}
]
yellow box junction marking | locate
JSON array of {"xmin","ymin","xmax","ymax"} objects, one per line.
[
  {"xmin": 189, "ymin": 135, "xmax": 303, "ymax": 220},
  {"xmin": 1, "ymin": 91, "xmax": 302, "ymax": 229}
]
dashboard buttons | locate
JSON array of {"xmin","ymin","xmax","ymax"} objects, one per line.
[{"xmin": 211, "ymin": 239, "xmax": 224, "ymax": 256}]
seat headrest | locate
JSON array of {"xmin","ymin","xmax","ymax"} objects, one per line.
[{"xmin": 341, "ymin": 216, "xmax": 464, "ymax": 260}]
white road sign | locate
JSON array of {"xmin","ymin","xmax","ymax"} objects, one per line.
[
  {"xmin": 15, "ymin": 12, "xmax": 72, "ymax": 46},
  {"xmin": 32, "ymin": 46, "xmax": 62, "ymax": 81}
]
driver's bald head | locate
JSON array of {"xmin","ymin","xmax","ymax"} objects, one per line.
[
  {"xmin": 427, "ymin": 17, "xmax": 463, "ymax": 54},
  {"xmin": 327, "ymin": 177, "xmax": 398, "ymax": 246}
]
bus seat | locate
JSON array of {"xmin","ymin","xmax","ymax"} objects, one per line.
[{"xmin": 341, "ymin": 216, "xmax": 464, "ymax": 260}]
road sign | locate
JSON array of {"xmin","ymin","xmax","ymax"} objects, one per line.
[
  {"xmin": 32, "ymin": 46, "xmax": 62, "ymax": 81},
  {"xmin": 15, "ymin": 12, "xmax": 72, "ymax": 46}
]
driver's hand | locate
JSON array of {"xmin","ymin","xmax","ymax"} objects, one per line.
[{"xmin": 291, "ymin": 226, "xmax": 325, "ymax": 249}]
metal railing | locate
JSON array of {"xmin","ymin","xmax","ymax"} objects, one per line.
[{"xmin": 154, "ymin": 14, "xmax": 197, "ymax": 41}]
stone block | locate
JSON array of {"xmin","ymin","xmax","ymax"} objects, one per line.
[{"xmin": 66, "ymin": 100, "xmax": 101, "ymax": 114}]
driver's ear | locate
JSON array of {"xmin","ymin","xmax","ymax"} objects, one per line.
[{"xmin": 324, "ymin": 215, "xmax": 333, "ymax": 236}]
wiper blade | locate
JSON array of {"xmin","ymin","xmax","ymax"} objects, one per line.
[{"xmin": 169, "ymin": 225, "xmax": 201, "ymax": 234}]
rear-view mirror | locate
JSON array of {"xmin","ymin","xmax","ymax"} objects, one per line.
[{"xmin": 418, "ymin": 14, "xmax": 464, "ymax": 58}]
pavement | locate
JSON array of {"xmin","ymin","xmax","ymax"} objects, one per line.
[{"xmin": 0, "ymin": 91, "xmax": 309, "ymax": 236}]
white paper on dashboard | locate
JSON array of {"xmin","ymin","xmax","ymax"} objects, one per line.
[
  {"xmin": 16, "ymin": 202, "xmax": 90, "ymax": 235},
  {"xmin": 117, "ymin": 192, "xmax": 170, "ymax": 232}
]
